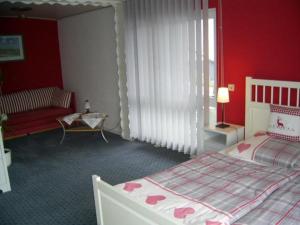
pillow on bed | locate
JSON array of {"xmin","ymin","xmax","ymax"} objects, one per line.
[
  {"xmin": 267, "ymin": 104, "xmax": 300, "ymax": 142},
  {"xmin": 226, "ymin": 132, "xmax": 300, "ymax": 168},
  {"xmin": 225, "ymin": 132, "xmax": 269, "ymax": 164}
]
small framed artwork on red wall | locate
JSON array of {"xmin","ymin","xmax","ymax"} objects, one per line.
[{"xmin": 0, "ymin": 35, "xmax": 25, "ymax": 62}]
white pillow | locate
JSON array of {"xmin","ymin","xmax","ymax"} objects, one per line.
[
  {"xmin": 225, "ymin": 132, "xmax": 270, "ymax": 164},
  {"xmin": 226, "ymin": 132, "xmax": 300, "ymax": 168},
  {"xmin": 267, "ymin": 104, "xmax": 300, "ymax": 142}
]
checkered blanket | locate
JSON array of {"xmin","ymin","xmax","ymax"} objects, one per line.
[
  {"xmin": 116, "ymin": 152, "xmax": 300, "ymax": 225},
  {"xmin": 234, "ymin": 175, "xmax": 300, "ymax": 225},
  {"xmin": 253, "ymin": 137, "xmax": 300, "ymax": 168}
]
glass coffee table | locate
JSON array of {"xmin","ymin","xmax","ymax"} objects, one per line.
[{"xmin": 57, "ymin": 112, "xmax": 108, "ymax": 144}]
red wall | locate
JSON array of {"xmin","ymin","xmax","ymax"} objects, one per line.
[
  {"xmin": 214, "ymin": 0, "xmax": 300, "ymax": 125},
  {"xmin": 0, "ymin": 18, "xmax": 63, "ymax": 94},
  {"xmin": 2, "ymin": 3, "xmax": 299, "ymax": 126}
]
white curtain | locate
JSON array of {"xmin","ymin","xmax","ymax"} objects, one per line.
[{"xmin": 125, "ymin": 0, "xmax": 209, "ymax": 155}]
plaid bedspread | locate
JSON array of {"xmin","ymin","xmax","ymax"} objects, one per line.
[
  {"xmin": 234, "ymin": 175, "xmax": 300, "ymax": 225},
  {"xmin": 143, "ymin": 152, "xmax": 300, "ymax": 224},
  {"xmin": 252, "ymin": 137, "xmax": 300, "ymax": 168}
]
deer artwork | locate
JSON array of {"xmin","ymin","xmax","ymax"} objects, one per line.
[{"xmin": 277, "ymin": 117, "xmax": 285, "ymax": 129}]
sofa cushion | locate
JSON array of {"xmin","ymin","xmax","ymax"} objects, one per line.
[
  {"xmin": 51, "ymin": 88, "xmax": 72, "ymax": 108},
  {"xmin": 29, "ymin": 87, "xmax": 56, "ymax": 110},
  {"xmin": 6, "ymin": 107, "xmax": 73, "ymax": 126},
  {"xmin": 0, "ymin": 91, "xmax": 31, "ymax": 114}
]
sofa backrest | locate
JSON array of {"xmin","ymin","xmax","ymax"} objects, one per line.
[
  {"xmin": 29, "ymin": 87, "xmax": 56, "ymax": 110},
  {"xmin": 0, "ymin": 87, "xmax": 73, "ymax": 114},
  {"xmin": 0, "ymin": 91, "xmax": 31, "ymax": 114}
]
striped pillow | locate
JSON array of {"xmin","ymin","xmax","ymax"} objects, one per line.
[
  {"xmin": 29, "ymin": 87, "xmax": 56, "ymax": 109},
  {"xmin": 0, "ymin": 91, "xmax": 31, "ymax": 114},
  {"xmin": 51, "ymin": 89, "xmax": 72, "ymax": 108}
]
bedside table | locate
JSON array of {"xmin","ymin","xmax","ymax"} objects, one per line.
[{"xmin": 205, "ymin": 123, "xmax": 244, "ymax": 146}]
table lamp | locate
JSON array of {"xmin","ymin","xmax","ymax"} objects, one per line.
[{"xmin": 216, "ymin": 87, "xmax": 230, "ymax": 128}]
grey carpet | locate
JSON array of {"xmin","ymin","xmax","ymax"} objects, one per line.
[{"xmin": 0, "ymin": 129, "xmax": 190, "ymax": 225}]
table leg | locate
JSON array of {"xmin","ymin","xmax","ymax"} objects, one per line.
[
  {"xmin": 57, "ymin": 119, "xmax": 66, "ymax": 144},
  {"xmin": 101, "ymin": 129, "xmax": 109, "ymax": 143}
]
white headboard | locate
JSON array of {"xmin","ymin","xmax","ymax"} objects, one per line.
[{"xmin": 245, "ymin": 76, "xmax": 300, "ymax": 138}]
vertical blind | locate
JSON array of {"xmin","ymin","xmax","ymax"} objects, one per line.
[{"xmin": 125, "ymin": 0, "xmax": 209, "ymax": 155}]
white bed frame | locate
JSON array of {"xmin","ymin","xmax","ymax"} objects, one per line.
[{"xmin": 93, "ymin": 76, "xmax": 300, "ymax": 225}]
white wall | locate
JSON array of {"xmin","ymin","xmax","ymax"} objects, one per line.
[{"xmin": 58, "ymin": 7, "xmax": 121, "ymax": 134}]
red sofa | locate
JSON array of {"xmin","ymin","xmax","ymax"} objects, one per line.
[{"xmin": 0, "ymin": 87, "xmax": 75, "ymax": 139}]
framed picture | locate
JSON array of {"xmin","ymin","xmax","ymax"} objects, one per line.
[{"xmin": 0, "ymin": 35, "xmax": 25, "ymax": 62}]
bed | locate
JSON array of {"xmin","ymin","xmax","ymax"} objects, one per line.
[{"xmin": 92, "ymin": 76, "xmax": 300, "ymax": 225}]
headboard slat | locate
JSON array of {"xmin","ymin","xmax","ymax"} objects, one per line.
[
  {"xmin": 255, "ymin": 85, "xmax": 258, "ymax": 102},
  {"xmin": 263, "ymin": 86, "xmax": 265, "ymax": 103},
  {"xmin": 288, "ymin": 88, "xmax": 291, "ymax": 106},
  {"xmin": 297, "ymin": 89, "xmax": 300, "ymax": 107},
  {"xmin": 279, "ymin": 87, "xmax": 282, "ymax": 105},
  {"xmin": 271, "ymin": 86, "xmax": 274, "ymax": 104}
]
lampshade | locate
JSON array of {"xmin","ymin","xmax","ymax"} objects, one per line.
[{"xmin": 217, "ymin": 87, "xmax": 229, "ymax": 103}]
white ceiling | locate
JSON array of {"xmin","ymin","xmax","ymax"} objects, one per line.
[{"xmin": 0, "ymin": 1, "xmax": 108, "ymax": 20}]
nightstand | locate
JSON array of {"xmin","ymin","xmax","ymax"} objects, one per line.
[{"xmin": 204, "ymin": 123, "xmax": 244, "ymax": 147}]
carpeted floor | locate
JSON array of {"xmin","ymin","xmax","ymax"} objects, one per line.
[{"xmin": 0, "ymin": 129, "xmax": 190, "ymax": 225}]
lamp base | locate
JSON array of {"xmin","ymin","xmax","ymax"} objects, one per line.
[{"xmin": 216, "ymin": 123, "xmax": 230, "ymax": 129}]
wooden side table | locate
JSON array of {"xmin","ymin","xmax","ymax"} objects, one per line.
[
  {"xmin": 205, "ymin": 123, "xmax": 244, "ymax": 146},
  {"xmin": 57, "ymin": 113, "xmax": 108, "ymax": 144}
]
